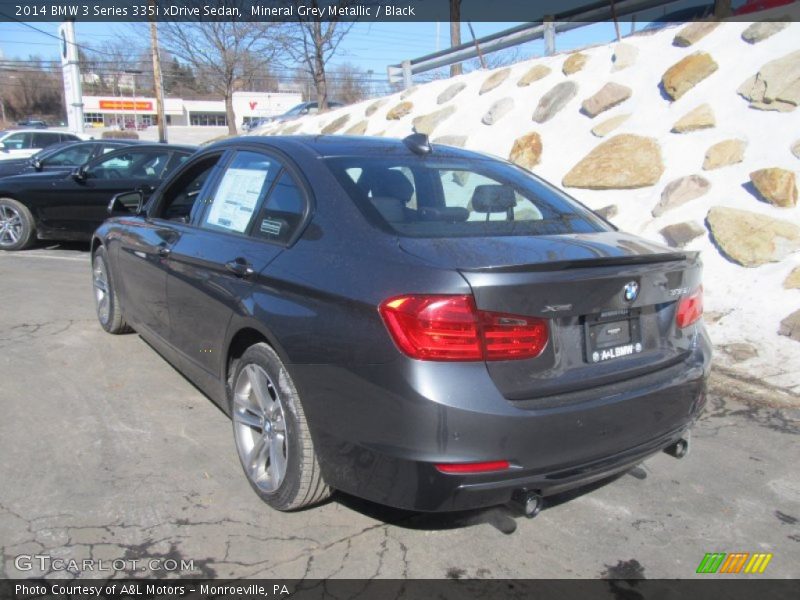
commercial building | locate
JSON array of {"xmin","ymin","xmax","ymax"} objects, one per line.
[{"xmin": 81, "ymin": 91, "xmax": 303, "ymax": 129}]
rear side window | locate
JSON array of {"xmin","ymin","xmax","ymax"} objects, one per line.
[
  {"xmin": 326, "ymin": 156, "xmax": 608, "ymax": 238},
  {"xmin": 3, "ymin": 132, "xmax": 33, "ymax": 149},
  {"xmin": 44, "ymin": 144, "xmax": 94, "ymax": 166},
  {"xmin": 202, "ymin": 151, "xmax": 279, "ymax": 234},
  {"xmin": 252, "ymin": 171, "xmax": 305, "ymax": 244}
]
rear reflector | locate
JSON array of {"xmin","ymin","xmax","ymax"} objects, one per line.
[
  {"xmin": 676, "ymin": 286, "xmax": 703, "ymax": 328},
  {"xmin": 379, "ymin": 295, "xmax": 548, "ymax": 361},
  {"xmin": 435, "ymin": 460, "xmax": 511, "ymax": 474}
]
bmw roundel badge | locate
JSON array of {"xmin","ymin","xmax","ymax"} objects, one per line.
[{"xmin": 623, "ymin": 281, "xmax": 639, "ymax": 302}]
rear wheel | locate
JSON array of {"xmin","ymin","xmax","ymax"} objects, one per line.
[
  {"xmin": 0, "ymin": 198, "xmax": 35, "ymax": 251},
  {"xmin": 92, "ymin": 246, "xmax": 132, "ymax": 334},
  {"xmin": 230, "ymin": 343, "xmax": 331, "ymax": 511}
]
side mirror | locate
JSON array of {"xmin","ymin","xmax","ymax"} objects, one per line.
[
  {"xmin": 0, "ymin": 142, "xmax": 9, "ymax": 153},
  {"xmin": 31, "ymin": 158, "xmax": 43, "ymax": 171},
  {"xmin": 72, "ymin": 166, "xmax": 87, "ymax": 181},
  {"xmin": 107, "ymin": 190, "xmax": 144, "ymax": 216}
]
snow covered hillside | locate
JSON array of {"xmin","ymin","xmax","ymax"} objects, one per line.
[{"xmin": 259, "ymin": 20, "xmax": 800, "ymax": 392}]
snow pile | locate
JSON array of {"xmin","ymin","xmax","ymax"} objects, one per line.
[{"xmin": 260, "ymin": 21, "xmax": 800, "ymax": 392}]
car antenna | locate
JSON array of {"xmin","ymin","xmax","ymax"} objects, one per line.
[{"xmin": 404, "ymin": 128, "xmax": 432, "ymax": 156}]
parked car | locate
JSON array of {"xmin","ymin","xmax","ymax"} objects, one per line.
[
  {"xmin": 17, "ymin": 119, "xmax": 48, "ymax": 129},
  {"xmin": 270, "ymin": 101, "xmax": 345, "ymax": 124},
  {"xmin": 0, "ymin": 139, "xmax": 141, "ymax": 179},
  {"xmin": 0, "ymin": 129, "xmax": 83, "ymax": 161},
  {"xmin": 0, "ymin": 143, "xmax": 195, "ymax": 250},
  {"xmin": 90, "ymin": 134, "xmax": 710, "ymax": 514}
]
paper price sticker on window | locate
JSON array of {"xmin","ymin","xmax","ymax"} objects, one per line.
[{"xmin": 205, "ymin": 168, "xmax": 268, "ymax": 233}]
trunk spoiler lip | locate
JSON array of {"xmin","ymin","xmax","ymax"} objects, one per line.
[{"xmin": 458, "ymin": 251, "xmax": 696, "ymax": 274}]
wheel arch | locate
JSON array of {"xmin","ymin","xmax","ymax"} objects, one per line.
[{"xmin": 223, "ymin": 322, "xmax": 292, "ymax": 407}]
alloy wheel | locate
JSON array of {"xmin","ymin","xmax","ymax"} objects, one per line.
[
  {"xmin": 0, "ymin": 204, "xmax": 23, "ymax": 248},
  {"xmin": 92, "ymin": 255, "xmax": 110, "ymax": 324},
  {"xmin": 233, "ymin": 363, "xmax": 289, "ymax": 492}
]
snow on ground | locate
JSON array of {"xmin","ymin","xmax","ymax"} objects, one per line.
[{"xmin": 259, "ymin": 21, "xmax": 800, "ymax": 392}]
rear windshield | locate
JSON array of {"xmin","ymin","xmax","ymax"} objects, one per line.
[{"xmin": 325, "ymin": 155, "xmax": 609, "ymax": 238}]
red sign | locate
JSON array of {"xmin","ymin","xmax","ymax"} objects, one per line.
[
  {"xmin": 98, "ymin": 100, "xmax": 153, "ymax": 112},
  {"xmin": 249, "ymin": 101, "xmax": 258, "ymax": 110}
]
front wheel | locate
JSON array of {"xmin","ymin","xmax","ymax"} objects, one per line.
[
  {"xmin": 92, "ymin": 246, "xmax": 132, "ymax": 334},
  {"xmin": 230, "ymin": 343, "xmax": 331, "ymax": 511},
  {"xmin": 0, "ymin": 198, "xmax": 35, "ymax": 251}
]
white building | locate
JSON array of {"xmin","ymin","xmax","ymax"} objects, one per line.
[{"xmin": 82, "ymin": 91, "xmax": 303, "ymax": 129}]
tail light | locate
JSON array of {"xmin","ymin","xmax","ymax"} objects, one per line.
[
  {"xmin": 676, "ymin": 286, "xmax": 703, "ymax": 328},
  {"xmin": 379, "ymin": 295, "xmax": 548, "ymax": 361}
]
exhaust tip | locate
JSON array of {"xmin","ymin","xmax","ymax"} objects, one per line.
[
  {"xmin": 664, "ymin": 436, "xmax": 690, "ymax": 459},
  {"xmin": 510, "ymin": 490, "xmax": 543, "ymax": 518}
]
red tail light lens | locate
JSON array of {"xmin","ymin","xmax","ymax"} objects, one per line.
[
  {"xmin": 379, "ymin": 295, "xmax": 548, "ymax": 361},
  {"xmin": 676, "ymin": 286, "xmax": 703, "ymax": 328},
  {"xmin": 435, "ymin": 460, "xmax": 511, "ymax": 474}
]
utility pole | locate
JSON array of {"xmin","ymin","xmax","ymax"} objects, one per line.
[
  {"xmin": 449, "ymin": 0, "xmax": 462, "ymax": 77},
  {"xmin": 149, "ymin": 4, "xmax": 167, "ymax": 143}
]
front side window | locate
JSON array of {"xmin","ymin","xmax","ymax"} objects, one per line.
[
  {"xmin": 326, "ymin": 156, "xmax": 608, "ymax": 238},
  {"xmin": 88, "ymin": 149, "xmax": 171, "ymax": 180},
  {"xmin": 202, "ymin": 151, "xmax": 279, "ymax": 234},
  {"xmin": 44, "ymin": 144, "xmax": 94, "ymax": 166},
  {"xmin": 156, "ymin": 154, "xmax": 223, "ymax": 223}
]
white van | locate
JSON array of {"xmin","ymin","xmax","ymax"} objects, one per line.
[{"xmin": 0, "ymin": 130, "xmax": 83, "ymax": 161}]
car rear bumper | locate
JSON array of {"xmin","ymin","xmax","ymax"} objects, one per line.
[{"xmin": 293, "ymin": 327, "xmax": 711, "ymax": 512}]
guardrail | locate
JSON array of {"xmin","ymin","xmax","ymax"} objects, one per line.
[{"xmin": 387, "ymin": 0, "xmax": 693, "ymax": 87}]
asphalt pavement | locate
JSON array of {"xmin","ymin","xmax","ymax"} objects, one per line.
[{"xmin": 1, "ymin": 245, "xmax": 798, "ymax": 579}]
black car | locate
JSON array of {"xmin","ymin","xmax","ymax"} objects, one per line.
[
  {"xmin": 90, "ymin": 135, "xmax": 710, "ymax": 514},
  {"xmin": 0, "ymin": 139, "xmax": 141, "ymax": 179},
  {"xmin": 17, "ymin": 119, "xmax": 48, "ymax": 128},
  {"xmin": 0, "ymin": 143, "xmax": 195, "ymax": 250}
]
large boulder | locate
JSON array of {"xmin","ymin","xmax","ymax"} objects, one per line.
[
  {"xmin": 652, "ymin": 175, "xmax": 711, "ymax": 217},
  {"xmin": 779, "ymin": 310, "xmax": 800, "ymax": 342},
  {"xmin": 480, "ymin": 68, "xmax": 511, "ymax": 95},
  {"xmin": 412, "ymin": 105, "xmax": 456, "ymax": 135},
  {"xmin": 750, "ymin": 168, "xmax": 798, "ymax": 208},
  {"xmin": 581, "ymin": 82, "xmax": 632, "ymax": 118},
  {"xmin": 671, "ymin": 104, "xmax": 715, "ymax": 133},
  {"xmin": 673, "ymin": 22, "xmax": 720, "ymax": 47},
  {"xmin": 365, "ymin": 99, "xmax": 386, "ymax": 116},
  {"xmin": 345, "ymin": 120, "xmax": 368, "ymax": 135},
  {"xmin": 533, "ymin": 81, "xmax": 578, "ymax": 123},
  {"xmin": 508, "ymin": 132, "xmax": 543, "ymax": 170},
  {"xmin": 321, "ymin": 114, "xmax": 349, "ymax": 134},
  {"xmin": 703, "ymin": 139, "xmax": 747, "ymax": 170},
  {"xmin": 738, "ymin": 50, "xmax": 800, "ymax": 111},
  {"xmin": 563, "ymin": 52, "xmax": 588, "ymax": 75},
  {"xmin": 706, "ymin": 206, "xmax": 800, "ymax": 267},
  {"xmin": 793, "ymin": 140, "xmax": 800, "ymax": 159},
  {"xmin": 741, "ymin": 21, "xmax": 790, "ymax": 44},
  {"xmin": 595, "ymin": 204, "xmax": 618, "ymax": 219},
  {"xmin": 784, "ymin": 266, "xmax": 800, "ymax": 289},
  {"xmin": 517, "ymin": 64, "xmax": 551, "ymax": 87},
  {"xmin": 386, "ymin": 101, "xmax": 413, "ymax": 120},
  {"xmin": 660, "ymin": 221, "xmax": 706, "ymax": 248},
  {"xmin": 591, "ymin": 113, "xmax": 631, "ymax": 137},
  {"xmin": 437, "ymin": 82, "xmax": 467, "ymax": 104},
  {"xmin": 662, "ymin": 52, "xmax": 718, "ymax": 101},
  {"xmin": 433, "ymin": 135, "xmax": 468, "ymax": 148},
  {"xmin": 482, "ymin": 97, "xmax": 515, "ymax": 125},
  {"xmin": 611, "ymin": 43, "xmax": 638, "ymax": 71},
  {"xmin": 563, "ymin": 135, "xmax": 664, "ymax": 190}
]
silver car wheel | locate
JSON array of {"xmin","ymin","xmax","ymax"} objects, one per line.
[
  {"xmin": 0, "ymin": 204, "xmax": 23, "ymax": 248},
  {"xmin": 92, "ymin": 254, "xmax": 110, "ymax": 324},
  {"xmin": 233, "ymin": 363, "xmax": 288, "ymax": 493}
]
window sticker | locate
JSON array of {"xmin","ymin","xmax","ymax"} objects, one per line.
[{"xmin": 205, "ymin": 168, "xmax": 268, "ymax": 233}]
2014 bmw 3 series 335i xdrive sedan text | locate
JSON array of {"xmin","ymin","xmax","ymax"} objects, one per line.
[{"xmin": 92, "ymin": 134, "xmax": 710, "ymax": 515}]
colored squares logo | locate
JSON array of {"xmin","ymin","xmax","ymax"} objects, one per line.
[{"xmin": 697, "ymin": 552, "xmax": 773, "ymax": 574}]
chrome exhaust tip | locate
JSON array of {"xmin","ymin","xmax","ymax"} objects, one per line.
[
  {"xmin": 510, "ymin": 490, "xmax": 543, "ymax": 518},
  {"xmin": 664, "ymin": 436, "xmax": 690, "ymax": 459}
]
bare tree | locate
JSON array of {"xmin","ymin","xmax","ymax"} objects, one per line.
[
  {"xmin": 450, "ymin": 0, "xmax": 462, "ymax": 77},
  {"xmin": 327, "ymin": 63, "xmax": 370, "ymax": 104},
  {"xmin": 279, "ymin": 1, "xmax": 356, "ymax": 111},
  {"xmin": 160, "ymin": 19, "xmax": 280, "ymax": 134}
]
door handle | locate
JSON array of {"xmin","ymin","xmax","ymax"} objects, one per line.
[
  {"xmin": 157, "ymin": 244, "xmax": 171, "ymax": 258},
  {"xmin": 225, "ymin": 259, "xmax": 254, "ymax": 278}
]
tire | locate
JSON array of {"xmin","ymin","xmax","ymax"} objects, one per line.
[
  {"xmin": 230, "ymin": 343, "xmax": 331, "ymax": 511},
  {"xmin": 92, "ymin": 246, "xmax": 132, "ymax": 334},
  {"xmin": 0, "ymin": 197, "xmax": 35, "ymax": 251}
]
